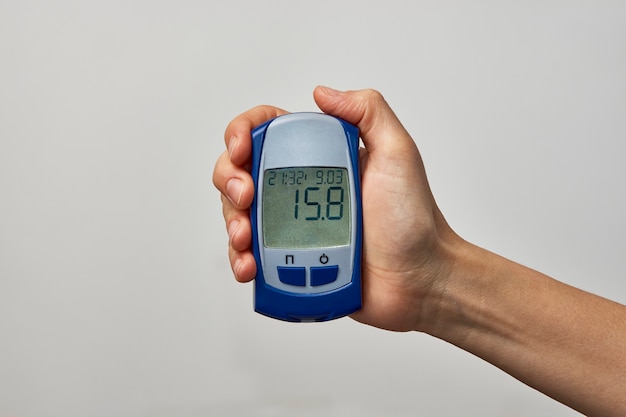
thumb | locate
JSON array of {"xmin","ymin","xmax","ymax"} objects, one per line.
[{"xmin": 313, "ymin": 86, "xmax": 416, "ymax": 157}]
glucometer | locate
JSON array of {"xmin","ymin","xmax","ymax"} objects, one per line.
[{"xmin": 250, "ymin": 113, "xmax": 362, "ymax": 322}]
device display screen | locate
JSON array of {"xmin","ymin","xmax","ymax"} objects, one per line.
[{"xmin": 262, "ymin": 167, "xmax": 351, "ymax": 249}]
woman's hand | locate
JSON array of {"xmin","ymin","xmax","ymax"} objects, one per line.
[{"xmin": 213, "ymin": 87, "xmax": 461, "ymax": 332}]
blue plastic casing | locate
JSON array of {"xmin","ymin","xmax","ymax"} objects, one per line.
[{"xmin": 250, "ymin": 113, "xmax": 362, "ymax": 322}]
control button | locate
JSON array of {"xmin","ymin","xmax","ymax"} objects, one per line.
[
  {"xmin": 310, "ymin": 265, "xmax": 338, "ymax": 286},
  {"xmin": 277, "ymin": 266, "xmax": 306, "ymax": 286},
  {"xmin": 319, "ymin": 254, "xmax": 329, "ymax": 264}
]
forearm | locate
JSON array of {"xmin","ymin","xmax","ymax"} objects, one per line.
[{"xmin": 425, "ymin": 241, "xmax": 626, "ymax": 416}]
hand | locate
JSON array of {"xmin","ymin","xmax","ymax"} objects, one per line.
[
  {"xmin": 214, "ymin": 87, "xmax": 626, "ymax": 415},
  {"xmin": 213, "ymin": 87, "xmax": 462, "ymax": 331}
]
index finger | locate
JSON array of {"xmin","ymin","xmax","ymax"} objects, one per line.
[{"xmin": 224, "ymin": 105, "xmax": 290, "ymax": 167}]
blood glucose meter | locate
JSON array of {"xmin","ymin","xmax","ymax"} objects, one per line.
[{"xmin": 250, "ymin": 113, "xmax": 362, "ymax": 322}]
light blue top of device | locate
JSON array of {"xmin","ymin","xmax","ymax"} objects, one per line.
[{"xmin": 250, "ymin": 113, "xmax": 362, "ymax": 322}]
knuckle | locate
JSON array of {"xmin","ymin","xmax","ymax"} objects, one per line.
[
  {"xmin": 211, "ymin": 152, "xmax": 227, "ymax": 188},
  {"xmin": 360, "ymin": 88, "xmax": 386, "ymax": 104}
]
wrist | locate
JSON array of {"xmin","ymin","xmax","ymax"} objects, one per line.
[{"xmin": 416, "ymin": 237, "xmax": 503, "ymax": 340}]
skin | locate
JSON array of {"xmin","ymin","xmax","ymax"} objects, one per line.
[{"xmin": 213, "ymin": 86, "xmax": 626, "ymax": 416}]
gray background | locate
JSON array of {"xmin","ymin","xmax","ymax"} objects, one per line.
[{"xmin": 1, "ymin": 1, "xmax": 625, "ymax": 416}]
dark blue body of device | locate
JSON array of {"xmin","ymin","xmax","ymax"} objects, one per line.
[{"xmin": 250, "ymin": 113, "xmax": 362, "ymax": 322}]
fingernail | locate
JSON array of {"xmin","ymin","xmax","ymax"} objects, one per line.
[
  {"xmin": 318, "ymin": 85, "xmax": 341, "ymax": 96},
  {"xmin": 228, "ymin": 219, "xmax": 240, "ymax": 244},
  {"xmin": 232, "ymin": 258, "xmax": 243, "ymax": 279},
  {"xmin": 226, "ymin": 178, "xmax": 244, "ymax": 206},
  {"xmin": 227, "ymin": 136, "xmax": 238, "ymax": 160}
]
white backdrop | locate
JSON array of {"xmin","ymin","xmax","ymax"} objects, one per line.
[{"xmin": 1, "ymin": 1, "xmax": 625, "ymax": 416}]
